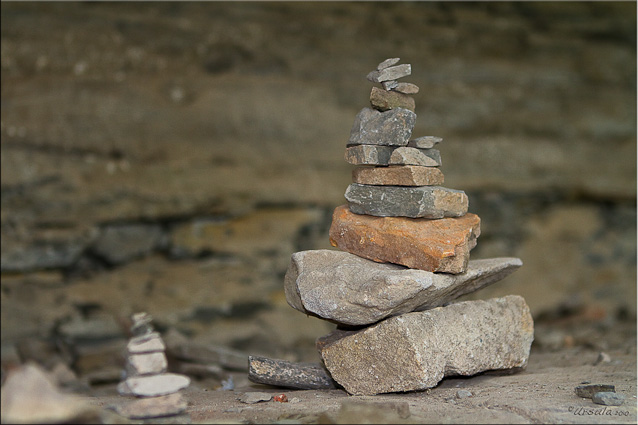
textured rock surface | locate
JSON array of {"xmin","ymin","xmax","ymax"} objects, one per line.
[
  {"xmin": 318, "ymin": 295, "xmax": 534, "ymax": 395},
  {"xmin": 114, "ymin": 393, "xmax": 187, "ymax": 419},
  {"xmin": 329, "ymin": 205, "xmax": 480, "ymax": 273},
  {"xmin": 127, "ymin": 332, "xmax": 166, "ymax": 354},
  {"xmin": 118, "ymin": 373, "xmax": 191, "ymax": 397},
  {"xmin": 348, "ymin": 107, "xmax": 416, "ymax": 147},
  {"xmin": 344, "ymin": 145, "xmax": 396, "ymax": 165},
  {"xmin": 366, "ymin": 64, "xmax": 411, "ymax": 83},
  {"xmin": 369, "ymin": 86, "xmax": 415, "ymax": 112},
  {"xmin": 247, "ymin": 355, "xmax": 339, "ymax": 390},
  {"xmin": 394, "ymin": 82, "xmax": 419, "ymax": 94},
  {"xmin": 126, "ymin": 352, "xmax": 168, "ymax": 376},
  {"xmin": 352, "ymin": 165, "xmax": 444, "ymax": 186},
  {"xmin": 389, "ymin": 146, "xmax": 442, "ymax": 166},
  {"xmin": 408, "ymin": 136, "xmax": 442, "ymax": 149},
  {"xmin": 285, "ymin": 249, "xmax": 522, "ymax": 326},
  {"xmin": 345, "ymin": 183, "xmax": 468, "ymax": 218}
]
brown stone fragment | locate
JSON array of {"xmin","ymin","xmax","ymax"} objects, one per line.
[
  {"xmin": 247, "ymin": 355, "xmax": 339, "ymax": 390},
  {"xmin": 329, "ymin": 205, "xmax": 480, "ymax": 273},
  {"xmin": 369, "ymin": 86, "xmax": 415, "ymax": 112},
  {"xmin": 352, "ymin": 165, "xmax": 444, "ymax": 186}
]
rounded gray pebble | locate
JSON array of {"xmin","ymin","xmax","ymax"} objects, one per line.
[{"xmin": 592, "ymin": 391, "xmax": 624, "ymax": 406}]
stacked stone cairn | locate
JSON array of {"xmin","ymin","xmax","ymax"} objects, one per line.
[
  {"xmin": 115, "ymin": 313, "xmax": 189, "ymax": 419},
  {"xmin": 283, "ymin": 58, "xmax": 534, "ymax": 396}
]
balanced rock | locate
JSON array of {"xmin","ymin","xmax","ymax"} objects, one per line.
[
  {"xmin": 376, "ymin": 57, "xmax": 400, "ymax": 70},
  {"xmin": 408, "ymin": 136, "xmax": 442, "ymax": 149},
  {"xmin": 389, "ymin": 146, "xmax": 442, "ymax": 166},
  {"xmin": 370, "ymin": 86, "xmax": 415, "ymax": 112},
  {"xmin": 126, "ymin": 352, "xmax": 168, "ymax": 376},
  {"xmin": 329, "ymin": 205, "xmax": 479, "ymax": 273},
  {"xmin": 348, "ymin": 107, "xmax": 416, "ymax": 147},
  {"xmin": 118, "ymin": 373, "xmax": 191, "ymax": 397},
  {"xmin": 345, "ymin": 184, "xmax": 468, "ymax": 218},
  {"xmin": 127, "ymin": 332, "xmax": 166, "ymax": 354},
  {"xmin": 344, "ymin": 145, "xmax": 395, "ymax": 165},
  {"xmin": 394, "ymin": 82, "xmax": 419, "ymax": 94},
  {"xmin": 366, "ymin": 63, "xmax": 411, "ymax": 83},
  {"xmin": 352, "ymin": 165, "xmax": 444, "ymax": 186},
  {"xmin": 285, "ymin": 249, "xmax": 523, "ymax": 326},
  {"xmin": 318, "ymin": 295, "xmax": 534, "ymax": 395}
]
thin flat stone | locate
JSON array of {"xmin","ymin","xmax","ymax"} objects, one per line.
[
  {"xmin": 382, "ymin": 80, "xmax": 399, "ymax": 90},
  {"xmin": 393, "ymin": 82, "xmax": 419, "ymax": 94},
  {"xmin": 344, "ymin": 145, "xmax": 395, "ymax": 166},
  {"xmin": 126, "ymin": 352, "xmax": 168, "ymax": 376},
  {"xmin": 127, "ymin": 332, "xmax": 166, "ymax": 354},
  {"xmin": 120, "ymin": 373, "xmax": 190, "ymax": 397},
  {"xmin": 370, "ymin": 87, "xmax": 415, "ymax": 112},
  {"xmin": 345, "ymin": 184, "xmax": 468, "ymax": 218},
  {"xmin": 408, "ymin": 136, "xmax": 442, "ymax": 149},
  {"xmin": 114, "ymin": 393, "xmax": 187, "ymax": 419},
  {"xmin": 592, "ymin": 392, "xmax": 625, "ymax": 406},
  {"xmin": 348, "ymin": 107, "xmax": 416, "ymax": 147},
  {"xmin": 352, "ymin": 165, "xmax": 444, "ymax": 186},
  {"xmin": 377, "ymin": 58, "xmax": 400, "ymax": 70},
  {"xmin": 247, "ymin": 355, "xmax": 339, "ymax": 390},
  {"xmin": 318, "ymin": 295, "xmax": 534, "ymax": 395},
  {"xmin": 389, "ymin": 146, "xmax": 442, "ymax": 166},
  {"xmin": 329, "ymin": 205, "xmax": 480, "ymax": 273},
  {"xmin": 367, "ymin": 64, "xmax": 411, "ymax": 83},
  {"xmin": 238, "ymin": 392, "xmax": 273, "ymax": 404},
  {"xmin": 284, "ymin": 249, "xmax": 523, "ymax": 326},
  {"xmin": 575, "ymin": 384, "xmax": 615, "ymax": 398}
]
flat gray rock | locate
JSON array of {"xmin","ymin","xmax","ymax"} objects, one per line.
[
  {"xmin": 285, "ymin": 250, "xmax": 522, "ymax": 326},
  {"xmin": 376, "ymin": 58, "xmax": 400, "ymax": 70},
  {"xmin": 345, "ymin": 184, "xmax": 468, "ymax": 218},
  {"xmin": 367, "ymin": 64, "xmax": 411, "ymax": 83},
  {"xmin": 318, "ymin": 295, "xmax": 534, "ymax": 395},
  {"xmin": 348, "ymin": 107, "xmax": 416, "ymax": 147},
  {"xmin": 125, "ymin": 352, "xmax": 168, "ymax": 377},
  {"xmin": 408, "ymin": 136, "xmax": 442, "ymax": 149},
  {"xmin": 592, "ymin": 392, "xmax": 625, "ymax": 406},
  {"xmin": 394, "ymin": 82, "xmax": 419, "ymax": 94},
  {"xmin": 344, "ymin": 145, "xmax": 395, "ymax": 165},
  {"xmin": 113, "ymin": 393, "xmax": 187, "ymax": 419},
  {"xmin": 382, "ymin": 80, "xmax": 398, "ymax": 90},
  {"xmin": 118, "ymin": 373, "xmax": 190, "ymax": 397},
  {"xmin": 389, "ymin": 146, "xmax": 442, "ymax": 166},
  {"xmin": 127, "ymin": 332, "xmax": 166, "ymax": 354}
]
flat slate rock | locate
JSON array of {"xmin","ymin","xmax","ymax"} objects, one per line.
[
  {"xmin": 348, "ymin": 107, "xmax": 416, "ymax": 147},
  {"xmin": 118, "ymin": 373, "xmax": 190, "ymax": 397},
  {"xmin": 329, "ymin": 204, "xmax": 480, "ymax": 273},
  {"xmin": 369, "ymin": 86, "xmax": 415, "ymax": 112},
  {"xmin": 408, "ymin": 136, "xmax": 442, "ymax": 149},
  {"xmin": 376, "ymin": 57, "xmax": 400, "ymax": 70},
  {"xmin": 592, "ymin": 392, "xmax": 625, "ymax": 406},
  {"xmin": 318, "ymin": 295, "xmax": 534, "ymax": 395},
  {"xmin": 248, "ymin": 355, "xmax": 339, "ymax": 390},
  {"xmin": 575, "ymin": 383, "xmax": 615, "ymax": 398},
  {"xmin": 352, "ymin": 165, "xmax": 444, "ymax": 186},
  {"xmin": 394, "ymin": 82, "xmax": 419, "ymax": 94},
  {"xmin": 125, "ymin": 352, "xmax": 168, "ymax": 377},
  {"xmin": 113, "ymin": 393, "xmax": 187, "ymax": 419},
  {"xmin": 285, "ymin": 249, "xmax": 523, "ymax": 326},
  {"xmin": 345, "ymin": 183, "xmax": 468, "ymax": 218},
  {"xmin": 389, "ymin": 146, "xmax": 442, "ymax": 166},
  {"xmin": 367, "ymin": 64, "xmax": 411, "ymax": 83},
  {"xmin": 344, "ymin": 145, "xmax": 395, "ymax": 166}
]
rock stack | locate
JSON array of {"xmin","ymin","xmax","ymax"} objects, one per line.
[
  {"xmin": 283, "ymin": 58, "xmax": 534, "ymax": 396},
  {"xmin": 115, "ymin": 313, "xmax": 189, "ymax": 419}
]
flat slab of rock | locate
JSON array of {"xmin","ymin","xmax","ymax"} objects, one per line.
[
  {"xmin": 127, "ymin": 332, "xmax": 166, "ymax": 354},
  {"xmin": 113, "ymin": 393, "xmax": 187, "ymax": 419},
  {"xmin": 344, "ymin": 145, "xmax": 395, "ymax": 166},
  {"xmin": 376, "ymin": 58, "xmax": 400, "ymax": 70},
  {"xmin": 408, "ymin": 136, "xmax": 442, "ymax": 149},
  {"xmin": 352, "ymin": 165, "xmax": 444, "ymax": 186},
  {"xmin": 118, "ymin": 373, "xmax": 190, "ymax": 397},
  {"xmin": 575, "ymin": 383, "xmax": 615, "ymax": 398},
  {"xmin": 367, "ymin": 64, "xmax": 411, "ymax": 83},
  {"xmin": 248, "ymin": 355, "xmax": 339, "ymax": 390},
  {"xmin": 318, "ymin": 295, "xmax": 534, "ymax": 395},
  {"xmin": 348, "ymin": 107, "xmax": 415, "ymax": 147},
  {"xmin": 394, "ymin": 82, "xmax": 419, "ymax": 94},
  {"xmin": 285, "ymin": 249, "xmax": 522, "ymax": 326},
  {"xmin": 389, "ymin": 146, "xmax": 442, "ymax": 166},
  {"xmin": 329, "ymin": 205, "xmax": 480, "ymax": 273},
  {"xmin": 126, "ymin": 352, "xmax": 168, "ymax": 376},
  {"xmin": 345, "ymin": 184, "xmax": 468, "ymax": 218},
  {"xmin": 370, "ymin": 86, "xmax": 415, "ymax": 112}
]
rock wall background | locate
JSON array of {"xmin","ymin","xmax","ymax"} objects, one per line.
[{"xmin": 1, "ymin": 2, "xmax": 635, "ymax": 375}]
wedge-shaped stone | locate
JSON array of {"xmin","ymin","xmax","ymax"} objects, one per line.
[
  {"xmin": 407, "ymin": 136, "xmax": 442, "ymax": 149},
  {"xmin": 318, "ymin": 295, "xmax": 534, "ymax": 395},
  {"xmin": 348, "ymin": 107, "xmax": 416, "ymax": 147},
  {"xmin": 285, "ymin": 249, "xmax": 522, "ymax": 326},
  {"xmin": 376, "ymin": 57, "xmax": 400, "ymax": 70},
  {"xmin": 352, "ymin": 165, "xmax": 444, "ymax": 186},
  {"xmin": 345, "ymin": 145, "xmax": 395, "ymax": 165},
  {"xmin": 394, "ymin": 82, "xmax": 419, "ymax": 94},
  {"xmin": 329, "ymin": 205, "xmax": 479, "ymax": 273},
  {"xmin": 389, "ymin": 146, "xmax": 441, "ymax": 166},
  {"xmin": 367, "ymin": 64, "xmax": 411, "ymax": 83},
  {"xmin": 369, "ymin": 87, "xmax": 415, "ymax": 112},
  {"xmin": 344, "ymin": 184, "xmax": 468, "ymax": 218}
]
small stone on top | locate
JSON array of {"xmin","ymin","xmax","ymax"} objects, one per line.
[
  {"xmin": 367, "ymin": 64, "xmax": 411, "ymax": 83},
  {"xmin": 377, "ymin": 57, "xmax": 400, "ymax": 70}
]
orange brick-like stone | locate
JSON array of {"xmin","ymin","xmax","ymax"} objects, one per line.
[
  {"xmin": 352, "ymin": 165, "xmax": 444, "ymax": 186},
  {"xmin": 329, "ymin": 205, "xmax": 480, "ymax": 274}
]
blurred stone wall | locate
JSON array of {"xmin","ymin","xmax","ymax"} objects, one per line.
[{"xmin": 1, "ymin": 2, "xmax": 635, "ymax": 368}]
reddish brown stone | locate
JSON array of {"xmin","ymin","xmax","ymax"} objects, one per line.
[
  {"xmin": 370, "ymin": 86, "xmax": 415, "ymax": 112},
  {"xmin": 352, "ymin": 165, "xmax": 444, "ymax": 186},
  {"xmin": 329, "ymin": 205, "xmax": 480, "ymax": 274}
]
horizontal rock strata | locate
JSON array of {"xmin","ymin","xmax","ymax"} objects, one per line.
[
  {"xmin": 284, "ymin": 250, "xmax": 522, "ymax": 326},
  {"xmin": 329, "ymin": 204, "xmax": 480, "ymax": 273},
  {"xmin": 345, "ymin": 184, "xmax": 468, "ymax": 218},
  {"xmin": 318, "ymin": 295, "xmax": 534, "ymax": 395},
  {"xmin": 352, "ymin": 165, "xmax": 444, "ymax": 186}
]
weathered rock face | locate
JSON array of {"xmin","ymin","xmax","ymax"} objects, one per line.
[
  {"xmin": 348, "ymin": 107, "xmax": 416, "ymax": 147},
  {"xmin": 369, "ymin": 87, "xmax": 416, "ymax": 112},
  {"xmin": 284, "ymin": 249, "xmax": 523, "ymax": 326},
  {"xmin": 329, "ymin": 205, "xmax": 480, "ymax": 273},
  {"xmin": 388, "ymin": 147, "xmax": 442, "ymax": 167},
  {"xmin": 345, "ymin": 184, "xmax": 467, "ymax": 218},
  {"xmin": 352, "ymin": 165, "xmax": 444, "ymax": 186},
  {"xmin": 318, "ymin": 295, "xmax": 534, "ymax": 395}
]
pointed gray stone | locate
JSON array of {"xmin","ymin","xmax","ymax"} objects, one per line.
[
  {"xmin": 407, "ymin": 136, "xmax": 442, "ymax": 149},
  {"xmin": 367, "ymin": 64, "xmax": 411, "ymax": 83},
  {"xmin": 344, "ymin": 145, "xmax": 395, "ymax": 166},
  {"xmin": 389, "ymin": 147, "xmax": 442, "ymax": 166},
  {"xmin": 348, "ymin": 107, "xmax": 416, "ymax": 147},
  {"xmin": 318, "ymin": 295, "xmax": 534, "ymax": 395},
  {"xmin": 377, "ymin": 58, "xmax": 400, "ymax": 70},
  {"xmin": 345, "ymin": 184, "xmax": 468, "ymax": 218},
  {"xmin": 394, "ymin": 82, "xmax": 419, "ymax": 94},
  {"xmin": 285, "ymin": 250, "xmax": 523, "ymax": 326},
  {"xmin": 382, "ymin": 80, "xmax": 399, "ymax": 90}
]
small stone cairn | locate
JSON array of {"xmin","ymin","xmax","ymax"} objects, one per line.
[
  {"xmin": 282, "ymin": 58, "xmax": 534, "ymax": 396},
  {"xmin": 115, "ymin": 313, "xmax": 189, "ymax": 419}
]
